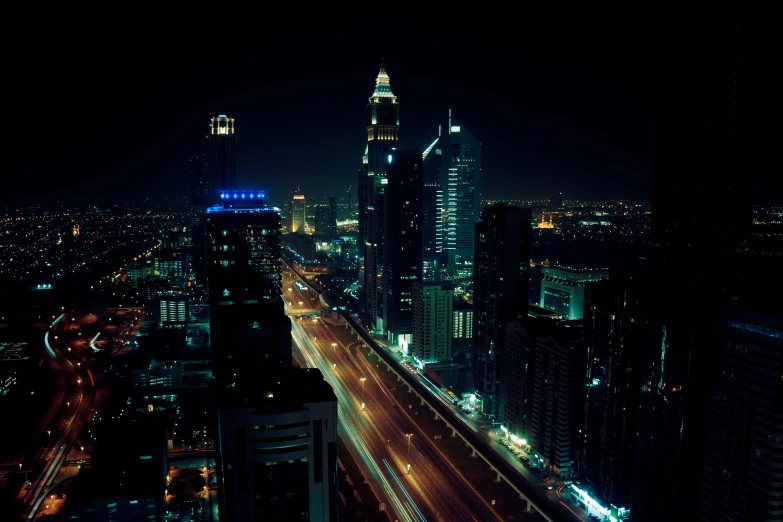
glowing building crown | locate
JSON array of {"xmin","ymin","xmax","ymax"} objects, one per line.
[{"xmin": 371, "ymin": 62, "xmax": 395, "ymax": 99}]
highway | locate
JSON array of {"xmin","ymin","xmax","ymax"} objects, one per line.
[
  {"xmin": 283, "ymin": 277, "xmax": 503, "ymax": 522},
  {"xmin": 21, "ymin": 312, "xmax": 94, "ymax": 520},
  {"xmin": 283, "ymin": 264, "xmax": 589, "ymax": 522}
]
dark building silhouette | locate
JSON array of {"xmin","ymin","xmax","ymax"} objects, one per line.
[
  {"xmin": 66, "ymin": 420, "xmax": 168, "ymax": 521},
  {"xmin": 217, "ymin": 368, "xmax": 338, "ymax": 522},
  {"xmin": 382, "ymin": 149, "xmax": 423, "ymax": 346},
  {"xmin": 205, "ymin": 205, "xmax": 291, "ymax": 383},
  {"xmin": 473, "ymin": 203, "xmax": 531, "ymax": 422},
  {"xmin": 314, "ymin": 197, "xmax": 337, "ymax": 237},
  {"xmin": 528, "ymin": 318, "xmax": 584, "ymax": 478},
  {"xmin": 206, "ymin": 201, "xmax": 338, "ymax": 521},
  {"xmin": 327, "ymin": 196, "xmax": 337, "ymax": 236},
  {"xmin": 698, "ymin": 291, "xmax": 783, "ymax": 522},
  {"xmin": 576, "ymin": 266, "xmax": 648, "ymax": 512},
  {"xmin": 635, "ymin": 6, "xmax": 766, "ymax": 520},
  {"xmin": 189, "ymin": 138, "xmax": 210, "ymax": 210},
  {"xmin": 209, "ymin": 115, "xmax": 237, "ymax": 206},
  {"xmin": 358, "ymin": 63, "xmax": 399, "ymax": 332}
]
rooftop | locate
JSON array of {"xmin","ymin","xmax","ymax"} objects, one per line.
[{"xmin": 220, "ymin": 367, "xmax": 336, "ymax": 411}]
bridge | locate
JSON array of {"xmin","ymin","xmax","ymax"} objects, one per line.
[
  {"xmin": 282, "ymin": 258, "xmax": 571, "ymax": 522},
  {"xmin": 285, "ymin": 308, "xmax": 321, "ymax": 317}
]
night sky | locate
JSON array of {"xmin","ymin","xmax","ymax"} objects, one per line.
[{"xmin": 4, "ymin": 6, "xmax": 780, "ymax": 207}]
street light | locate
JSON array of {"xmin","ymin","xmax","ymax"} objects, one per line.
[
  {"xmin": 47, "ymin": 430, "xmax": 51, "ymax": 443},
  {"xmin": 67, "ymin": 401, "xmax": 70, "ymax": 410},
  {"xmin": 332, "ymin": 343, "xmax": 337, "ymax": 358},
  {"xmin": 405, "ymin": 433, "xmax": 412, "ymax": 455},
  {"xmin": 360, "ymin": 377, "xmax": 366, "ymax": 400}
]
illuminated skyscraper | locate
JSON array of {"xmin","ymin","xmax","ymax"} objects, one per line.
[
  {"xmin": 292, "ymin": 194, "xmax": 306, "ymax": 233},
  {"xmin": 420, "ymin": 109, "xmax": 480, "ymax": 280},
  {"xmin": 443, "ymin": 109, "xmax": 481, "ymax": 275},
  {"xmin": 209, "ymin": 115, "xmax": 237, "ymax": 205},
  {"xmin": 358, "ymin": 63, "xmax": 399, "ymax": 332}
]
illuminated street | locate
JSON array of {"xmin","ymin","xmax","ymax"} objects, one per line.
[
  {"xmin": 285, "ymin": 267, "xmax": 590, "ymax": 522},
  {"xmin": 285, "ymin": 274, "xmax": 504, "ymax": 522}
]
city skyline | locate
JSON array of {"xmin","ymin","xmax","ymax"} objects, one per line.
[
  {"xmin": 5, "ymin": 6, "xmax": 674, "ymax": 207},
  {"xmin": 2, "ymin": 5, "xmax": 783, "ymax": 522}
]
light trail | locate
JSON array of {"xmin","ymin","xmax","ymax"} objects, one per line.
[
  {"xmin": 43, "ymin": 331, "xmax": 56, "ymax": 359},
  {"xmin": 383, "ymin": 459, "xmax": 427, "ymax": 522},
  {"xmin": 291, "ymin": 316, "xmax": 501, "ymax": 522},
  {"xmin": 291, "ymin": 323, "xmax": 415, "ymax": 522}
]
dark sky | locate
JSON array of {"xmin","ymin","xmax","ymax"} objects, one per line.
[{"xmin": 3, "ymin": 5, "xmax": 780, "ymax": 207}]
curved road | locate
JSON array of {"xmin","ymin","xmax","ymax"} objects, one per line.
[{"xmin": 21, "ymin": 313, "xmax": 94, "ymax": 520}]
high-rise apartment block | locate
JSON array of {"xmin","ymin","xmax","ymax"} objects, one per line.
[
  {"xmin": 412, "ymin": 283, "xmax": 453, "ymax": 362},
  {"xmin": 209, "ymin": 115, "xmax": 237, "ymax": 205},
  {"xmin": 528, "ymin": 319, "xmax": 584, "ymax": 478},
  {"xmin": 473, "ymin": 203, "xmax": 531, "ymax": 421}
]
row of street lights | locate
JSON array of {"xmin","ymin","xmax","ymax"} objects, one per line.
[{"xmin": 299, "ymin": 284, "xmax": 416, "ymax": 477}]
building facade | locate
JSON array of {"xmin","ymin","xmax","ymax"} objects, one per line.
[
  {"xmin": 420, "ymin": 109, "xmax": 480, "ymax": 280},
  {"xmin": 209, "ymin": 115, "xmax": 237, "ymax": 205},
  {"xmin": 412, "ymin": 283, "xmax": 453, "ymax": 363},
  {"xmin": 292, "ymin": 194, "xmax": 306, "ymax": 233},
  {"xmin": 205, "ymin": 205, "xmax": 291, "ymax": 383},
  {"xmin": 443, "ymin": 109, "xmax": 481, "ymax": 275},
  {"xmin": 698, "ymin": 303, "xmax": 783, "ymax": 521},
  {"xmin": 473, "ymin": 204, "xmax": 531, "ymax": 422},
  {"xmin": 452, "ymin": 304, "xmax": 473, "ymax": 341},
  {"xmin": 529, "ymin": 319, "xmax": 584, "ymax": 478},
  {"xmin": 217, "ymin": 369, "xmax": 338, "ymax": 522},
  {"xmin": 382, "ymin": 149, "xmax": 423, "ymax": 346},
  {"xmin": 358, "ymin": 63, "xmax": 399, "ymax": 332},
  {"xmin": 576, "ymin": 267, "xmax": 646, "ymax": 514},
  {"xmin": 540, "ymin": 265, "xmax": 609, "ymax": 320}
]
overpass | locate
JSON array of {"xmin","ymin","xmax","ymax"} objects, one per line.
[
  {"xmin": 282, "ymin": 258, "xmax": 571, "ymax": 522},
  {"xmin": 285, "ymin": 308, "xmax": 321, "ymax": 317}
]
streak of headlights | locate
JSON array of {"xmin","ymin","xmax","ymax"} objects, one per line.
[{"xmin": 291, "ymin": 321, "xmax": 420, "ymax": 522}]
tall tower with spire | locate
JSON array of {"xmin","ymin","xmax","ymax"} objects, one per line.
[{"xmin": 358, "ymin": 62, "xmax": 400, "ymax": 332}]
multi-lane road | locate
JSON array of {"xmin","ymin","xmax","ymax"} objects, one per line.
[
  {"xmin": 284, "ymin": 267, "xmax": 595, "ymax": 522},
  {"xmin": 20, "ymin": 312, "xmax": 94, "ymax": 520},
  {"xmin": 284, "ymin": 273, "xmax": 506, "ymax": 522}
]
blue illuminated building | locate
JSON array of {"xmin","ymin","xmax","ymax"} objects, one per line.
[{"xmin": 216, "ymin": 190, "xmax": 266, "ymax": 207}]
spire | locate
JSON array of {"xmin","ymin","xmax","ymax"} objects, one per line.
[{"xmin": 371, "ymin": 61, "xmax": 395, "ymax": 99}]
